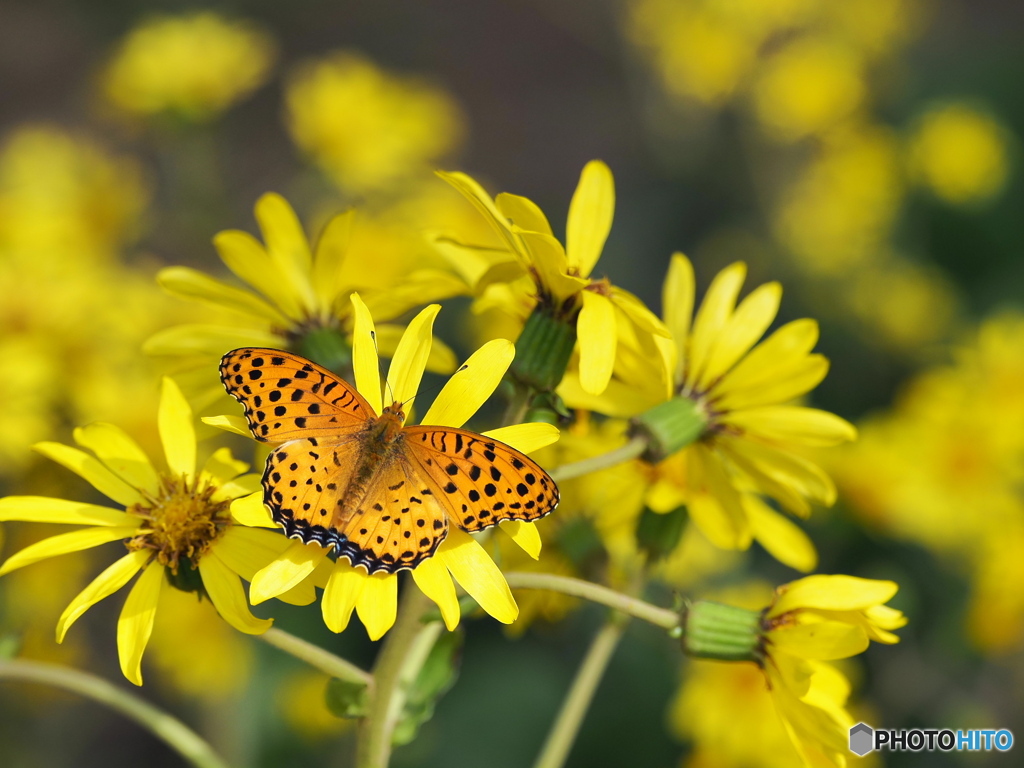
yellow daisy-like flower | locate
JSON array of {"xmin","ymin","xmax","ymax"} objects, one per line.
[
  {"xmin": 761, "ymin": 575, "xmax": 906, "ymax": 766},
  {"xmin": 0, "ymin": 378, "xmax": 310, "ymax": 685},
  {"xmin": 683, "ymin": 575, "xmax": 905, "ymax": 767},
  {"xmin": 147, "ymin": 192, "xmax": 462, "ymax": 407},
  {"xmin": 226, "ymin": 296, "xmax": 560, "ymax": 639},
  {"xmin": 437, "ymin": 161, "xmax": 669, "ymax": 395},
  {"xmin": 564, "ymin": 254, "xmax": 855, "ymax": 568},
  {"xmin": 101, "ymin": 12, "xmax": 276, "ymax": 122}
]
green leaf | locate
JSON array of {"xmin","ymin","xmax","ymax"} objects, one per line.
[
  {"xmin": 636, "ymin": 505, "xmax": 688, "ymax": 562},
  {"xmin": 325, "ymin": 677, "xmax": 370, "ymax": 719},
  {"xmin": 393, "ymin": 631, "xmax": 462, "ymax": 745}
]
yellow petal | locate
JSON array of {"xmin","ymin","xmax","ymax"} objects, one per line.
[
  {"xmin": 411, "ymin": 556, "xmax": 461, "ymax": 631},
  {"xmin": 144, "ymin": 324, "xmax": 282, "ymax": 357},
  {"xmin": 566, "ymin": 160, "xmax": 614, "ymax": 277},
  {"xmin": 202, "ymin": 447, "xmax": 250, "ymax": 484},
  {"xmin": 421, "ymin": 339, "xmax": 514, "ymax": 428},
  {"xmin": 713, "ymin": 318, "xmax": 819, "ymax": 401},
  {"xmin": 721, "ymin": 407, "xmax": 857, "ymax": 448},
  {"xmin": 495, "ymin": 192, "xmax": 554, "ymax": 236},
  {"xmin": 201, "ymin": 414, "xmax": 252, "ymax": 437},
  {"xmin": 215, "ymin": 527, "xmax": 316, "ymax": 606},
  {"xmin": 33, "ymin": 442, "xmax": 145, "ymax": 508},
  {"xmin": 117, "ymin": 562, "xmax": 164, "ymax": 686},
  {"xmin": 73, "ymin": 423, "xmax": 159, "ymax": 496},
  {"xmin": 386, "ymin": 304, "xmax": 441, "ymax": 413},
  {"xmin": 687, "ymin": 262, "xmax": 746, "ymax": 389},
  {"xmin": 213, "ymin": 230, "xmax": 303, "ymax": 320},
  {"xmin": 719, "ymin": 356, "xmax": 830, "ymax": 412},
  {"xmin": 254, "ymin": 192, "xmax": 318, "ymax": 312},
  {"xmin": 211, "ymin": 475, "xmax": 261, "ymax": 503},
  {"xmin": 514, "ymin": 229, "xmax": 587, "ymax": 302},
  {"xmin": 770, "ymin": 575, "xmax": 899, "ymax": 617},
  {"xmin": 746, "ymin": 496, "xmax": 818, "ymax": 573},
  {"xmin": 609, "ymin": 288, "xmax": 671, "ymax": 338},
  {"xmin": 770, "ymin": 620, "xmax": 870, "ymax": 660},
  {"xmin": 375, "ymin": 324, "xmax": 459, "ymax": 375},
  {"xmin": 249, "ymin": 540, "xmax": 328, "ymax": 604},
  {"xmin": 645, "ymin": 478, "xmax": 688, "ymax": 513},
  {"xmin": 229, "ymin": 492, "xmax": 277, "ymax": 528},
  {"xmin": 697, "ymin": 282, "xmax": 781, "ymax": 391},
  {"xmin": 718, "ymin": 437, "xmax": 837, "ymax": 507},
  {"xmin": 482, "ymin": 423, "xmax": 560, "ymax": 454},
  {"xmin": 199, "ymin": 552, "xmax": 273, "ymax": 635},
  {"xmin": 501, "ymin": 521, "xmax": 541, "ymax": 559},
  {"xmin": 0, "ymin": 496, "xmax": 130, "ymax": 527},
  {"xmin": 436, "ymin": 170, "xmax": 524, "ymax": 259},
  {"xmin": 577, "ymin": 291, "xmax": 617, "ymax": 395},
  {"xmin": 356, "ymin": 573, "xmax": 398, "ymax": 640},
  {"xmin": 438, "ymin": 527, "xmax": 517, "ymax": 623},
  {"xmin": 0, "ymin": 526, "xmax": 139, "ymax": 577},
  {"xmin": 350, "ymin": 292, "xmax": 382, "ymax": 416},
  {"xmin": 686, "ymin": 446, "xmax": 751, "ymax": 550},
  {"xmin": 57, "ymin": 550, "xmax": 150, "ymax": 643},
  {"xmin": 159, "ymin": 377, "xmax": 196, "ymax": 481},
  {"xmin": 323, "ymin": 559, "xmax": 366, "ymax": 633},
  {"xmin": 663, "ymin": 254, "xmax": 695, "ymax": 382},
  {"xmin": 311, "ymin": 208, "xmax": 355, "ymax": 310},
  {"xmin": 157, "ymin": 265, "xmax": 288, "ymax": 325}
]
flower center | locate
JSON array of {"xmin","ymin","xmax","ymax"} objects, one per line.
[{"xmin": 126, "ymin": 475, "xmax": 231, "ymax": 574}]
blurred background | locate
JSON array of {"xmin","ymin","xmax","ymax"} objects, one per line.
[{"xmin": 0, "ymin": 1, "xmax": 1022, "ymax": 766}]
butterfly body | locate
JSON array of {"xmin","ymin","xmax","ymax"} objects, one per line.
[{"xmin": 220, "ymin": 347, "xmax": 558, "ymax": 574}]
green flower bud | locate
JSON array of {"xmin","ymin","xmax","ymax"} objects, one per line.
[
  {"xmin": 631, "ymin": 397, "xmax": 709, "ymax": 463},
  {"xmin": 682, "ymin": 600, "xmax": 764, "ymax": 662}
]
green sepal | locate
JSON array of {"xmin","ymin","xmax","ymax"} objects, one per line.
[
  {"xmin": 510, "ymin": 306, "xmax": 578, "ymax": 393},
  {"xmin": 682, "ymin": 600, "xmax": 763, "ymax": 662},
  {"xmin": 325, "ymin": 677, "xmax": 370, "ymax": 719},
  {"xmin": 294, "ymin": 326, "xmax": 352, "ymax": 375},
  {"xmin": 631, "ymin": 397, "xmax": 708, "ymax": 463},
  {"xmin": 393, "ymin": 630, "xmax": 462, "ymax": 746}
]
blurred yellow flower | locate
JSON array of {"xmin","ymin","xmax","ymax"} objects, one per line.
[
  {"xmin": 102, "ymin": 12, "xmax": 275, "ymax": 121},
  {"xmin": 286, "ymin": 52, "xmax": 464, "ymax": 195},
  {"xmin": 0, "ymin": 379, "xmax": 308, "ymax": 685},
  {"xmin": 227, "ymin": 298, "xmax": 559, "ymax": 639},
  {"xmin": 0, "ymin": 126, "xmax": 148, "ymax": 264},
  {"xmin": 279, "ymin": 671, "xmax": 353, "ymax": 740},
  {"xmin": 774, "ymin": 124, "xmax": 902, "ymax": 275},
  {"xmin": 908, "ymin": 103, "xmax": 1011, "ymax": 205},
  {"xmin": 752, "ymin": 38, "xmax": 866, "ymax": 142},
  {"xmin": 439, "ymin": 160, "xmax": 669, "ymax": 395},
  {"xmin": 147, "ymin": 192, "xmax": 462, "ymax": 409}
]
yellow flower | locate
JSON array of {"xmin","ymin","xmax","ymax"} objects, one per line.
[
  {"xmin": 564, "ymin": 254, "xmax": 854, "ymax": 568},
  {"xmin": 147, "ymin": 192, "xmax": 461, "ymax": 407},
  {"xmin": 0, "ymin": 378, "xmax": 307, "ymax": 685},
  {"xmin": 438, "ymin": 160, "xmax": 669, "ymax": 395},
  {"xmin": 682, "ymin": 575, "xmax": 905, "ymax": 766},
  {"xmin": 908, "ymin": 103, "xmax": 1011, "ymax": 205},
  {"xmin": 233, "ymin": 296, "xmax": 560, "ymax": 639},
  {"xmin": 751, "ymin": 38, "xmax": 866, "ymax": 142},
  {"xmin": 286, "ymin": 52, "xmax": 464, "ymax": 195},
  {"xmin": 760, "ymin": 575, "xmax": 905, "ymax": 766},
  {"xmin": 101, "ymin": 12, "xmax": 275, "ymax": 121}
]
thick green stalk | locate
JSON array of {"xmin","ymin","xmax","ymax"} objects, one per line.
[
  {"xmin": 0, "ymin": 659, "xmax": 230, "ymax": 768},
  {"xmin": 548, "ymin": 435, "xmax": 648, "ymax": 483}
]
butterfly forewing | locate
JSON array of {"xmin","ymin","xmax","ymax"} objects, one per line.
[
  {"xmin": 220, "ymin": 348, "xmax": 371, "ymax": 443},
  {"xmin": 404, "ymin": 426, "xmax": 559, "ymax": 532}
]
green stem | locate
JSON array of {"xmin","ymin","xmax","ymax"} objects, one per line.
[
  {"xmin": 503, "ymin": 572, "xmax": 680, "ymax": 630},
  {"xmin": 532, "ymin": 620, "xmax": 628, "ymax": 768},
  {"xmin": 0, "ymin": 659, "xmax": 230, "ymax": 768},
  {"xmin": 502, "ymin": 382, "xmax": 532, "ymax": 427},
  {"xmin": 258, "ymin": 628, "xmax": 374, "ymax": 688},
  {"xmin": 356, "ymin": 584, "xmax": 436, "ymax": 768},
  {"xmin": 548, "ymin": 435, "xmax": 648, "ymax": 483}
]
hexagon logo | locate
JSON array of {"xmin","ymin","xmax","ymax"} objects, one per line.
[{"xmin": 849, "ymin": 722, "xmax": 874, "ymax": 756}]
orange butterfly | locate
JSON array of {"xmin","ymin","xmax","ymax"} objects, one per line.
[{"xmin": 220, "ymin": 348, "xmax": 558, "ymax": 574}]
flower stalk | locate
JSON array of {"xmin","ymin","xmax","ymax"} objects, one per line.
[{"xmin": 257, "ymin": 627, "xmax": 374, "ymax": 688}]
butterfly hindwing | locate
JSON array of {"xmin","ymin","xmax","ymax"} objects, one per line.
[
  {"xmin": 404, "ymin": 426, "xmax": 558, "ymax": 532},
  {"xmin": 220, "ymin": 348, "xmax": 371, "ymax": 443}
]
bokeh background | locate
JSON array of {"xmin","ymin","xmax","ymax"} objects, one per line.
[{"xmin": 1, "ymin": 1, "xmax": 1022, "ymax": 766}]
